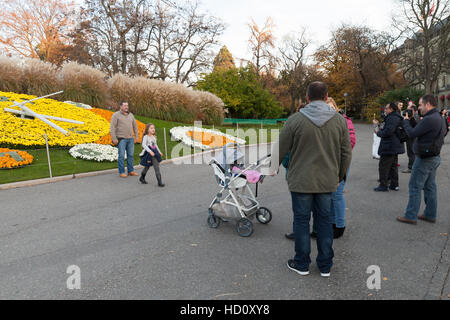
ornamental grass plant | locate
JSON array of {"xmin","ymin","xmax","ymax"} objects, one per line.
[
  {"xmin": 22, "ymin": 58, "xmax": 61, "ymax": 96},
  {"xmin": 60, "ymin": 62, "xmax": 109, "ymax": 108},
  {"xmin": 0, "ymin": 56, "xmax": 23, "ymax": 93},
  {"xmin": 108, "ymin": 74, "xmax": 224, "ymax": 125}
]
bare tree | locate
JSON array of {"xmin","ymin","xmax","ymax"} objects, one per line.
[
  {"xmin": 248, "ymin": 17, "xmax": 277, "ymax": 75},
  {"xmin": 78, "ymin": 0, "xmax": 153, "ymax": 75},
  {"xmin": 374, "ymin": 32, "xmax": 405, "ymax": 90},
  {"xmin": 0, "ymin": 0, "xmax": 76, "ymax": 65},
  {"xmin": 74, "ymin": 0, "xmax": 223, "ymax": 82},
  {"xmin": 148, "ymin": 0, "xmax": 224, "ymax": 85},
  {"xmin": 278, "ymin": 29, "xmax": 310, "ymax": 114},
  {"xmin": 393, "ymin": 0, "xmax": 450, "ymax": 94}
]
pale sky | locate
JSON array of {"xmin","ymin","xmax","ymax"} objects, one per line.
[{"xmin": 200, "ymin": 0, "xmax": 398, "ymax": 64}]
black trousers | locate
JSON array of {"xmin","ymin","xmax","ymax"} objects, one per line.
[
  {"xmin": 379, "ymin": 154, "xmax": 399, "ymax": 188},
  {"xmin": 406, "ymin": 138, "xmax": 416, "ymax": 169}
]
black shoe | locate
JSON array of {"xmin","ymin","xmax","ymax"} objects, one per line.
[
  {"xmin": 333, "ymin": 227, "xmax": 345, "ymax": 239},
  {"xmin": 389, "ymin": 185, "xmax": 399, "ymax": 191},
  {"xmin": 139, "ymin": 176, "xmax": 148, "ymax": 184},
  {"xmin": 374, "ymin": 185, "xmax": 389, "ymax": 192},
  {"xmin": 310, "ymin": 231, "xmax": 317, "ymax": 239},
  {"xmin": 287, "ymin": 260, "xmax": 309, "ymax": 276},
  {"xmin": 285, "ymin": 233, "xmax": 295, "ymax": 240},
  {"xmin": 156, "ymin": 173, "xmax": 165, "ymax": 187}
]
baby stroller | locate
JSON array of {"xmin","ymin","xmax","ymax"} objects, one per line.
[{"xmin": 207, "ymin": 143, "xmax": 273, "ymax": 237}]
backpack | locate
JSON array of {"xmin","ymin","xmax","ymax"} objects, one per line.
[{"xmin": 396, "ymin": 125, "xmax": 409, "ymax": 143}]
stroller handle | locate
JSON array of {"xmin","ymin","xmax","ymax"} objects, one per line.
[{"xmin": 223, "ymin": 142, "xmax": 241, "ymax": 149}]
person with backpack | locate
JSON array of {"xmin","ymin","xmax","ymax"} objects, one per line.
[{"xmin": 372, "ymin": 102, "xmax": 405, "ymax": 192}]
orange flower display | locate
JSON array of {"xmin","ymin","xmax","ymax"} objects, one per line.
[
  {"xmin": 186, "ymin": 130, "xmax": 237, "ymax": 149},
  {"xmin": 0, "ymin": 148, "xmax": 34, "ymax": 169},
  {"xmin": 170, "ymin": 126, "xmax": 245, "ymax": 150},
  {"xmin": 91, "ymin": 108, "xmax": 146, "ymax": 145}
]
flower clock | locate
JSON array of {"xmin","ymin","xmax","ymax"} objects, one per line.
[
  {"xmin": 170, "ymin": 126, "xmax": 245, "ymax": 150},
  {"xmin": 69, "ymin": 144, "xmax": 123, "ymax": 162},
  {"xmin": 0, "ymin": 148, "xmax": 33, "ymax": 169},
  {"xmin": 0, "ymin": 91, "xmax": 110, "ymax": 147}
]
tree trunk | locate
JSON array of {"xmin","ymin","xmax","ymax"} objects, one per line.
[
  {"xmin": 121, "ymin": 35, "xmax": 127, "ymax": 74},
  {"xmin": 290, "ymin": 94, "xmax": 297, "ymax": 115}
]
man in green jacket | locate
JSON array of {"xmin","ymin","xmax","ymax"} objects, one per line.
[{"xmin": 274, "ymin": 81, "xmax": 352, "ymax": 277}]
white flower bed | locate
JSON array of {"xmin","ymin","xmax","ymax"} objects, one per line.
[
  {"xmin": 69, "ymin": 143, "xmax": 122, "ymax": 162},
  {"xmin": 170, "ymin": 126, "xmax": 246, "ymax": 150}
]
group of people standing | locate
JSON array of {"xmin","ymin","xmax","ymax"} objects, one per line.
[
  {"xmin": 273, "ymin": 82, "xmax": 447, "ymax": 278},
  {"xmin": 109, "ymin": 89, "xmax": 446, "ymax": 279},
  {"xmin": 372, "ymin": 96, "xmax": 447, "ymax": 225},
  {"xmin": 109, "ymin": 101, "xmax": 165, "ymax": 187}
]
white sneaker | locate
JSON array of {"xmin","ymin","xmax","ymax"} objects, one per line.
[
  {"xmin": 287, "ymin": 260, "xmax": 310, "ymax": 276},
  {"xmin": 320, "ymin": 272, "xmax": 331, "ymax": 278}
]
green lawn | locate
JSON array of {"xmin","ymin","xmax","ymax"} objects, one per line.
[{"xmin": 0, "ymin": 114, "xmax": 283, "ymax": 185}]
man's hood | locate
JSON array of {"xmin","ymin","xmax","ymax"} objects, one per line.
[{"xmin": 300, "ymin": 100, "xmax": 337, "ymax": 127}]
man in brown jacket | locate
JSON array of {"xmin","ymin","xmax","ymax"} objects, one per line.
[
  {"xmin": 110, "ymin": 101, "xmax": 140, "ymax": 178},
  {"xmin": 275, "ymin": 82, "xmax": 352, "ymax": 277}
]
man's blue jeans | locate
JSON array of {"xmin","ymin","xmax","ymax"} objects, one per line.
[
  {"xmin": 291, "ymin": 192, "xmax": 334, "ymax": 273},
  {"xmin": 117, "ymin": 138, "xmax": 135, "ymax": 174},
  {"xmin": 404, "ymin": 156, "xmax": 441, "ymax": 221}
]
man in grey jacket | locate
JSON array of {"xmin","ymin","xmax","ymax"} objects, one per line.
[{"xmin": 276, "ymin": 82, "xmax": 352, "ymax": 277}]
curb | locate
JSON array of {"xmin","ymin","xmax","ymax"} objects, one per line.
[{"xmin": 0, "ymin": 143, "xmax": 272, "ymax": 191}]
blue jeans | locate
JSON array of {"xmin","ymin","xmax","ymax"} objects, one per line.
[
  {"xmin": 291, "ymin": 192, "xmax": 334, "ymax": 273},
  {"xmin": 404, "ymin": 156, "xmax": 441, "ymax": 221},
  {"xmin": 331, "ymin": 179, "xmax": 346, "ymax": 228},
  {"xmin": 117, "ymin": 138, "xmax": 135, "ymax": 174}
]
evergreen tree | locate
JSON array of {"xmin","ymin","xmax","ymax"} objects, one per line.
[{"xmin": 213, "ymin": 46, "xmax": 236, "ymax": 72}]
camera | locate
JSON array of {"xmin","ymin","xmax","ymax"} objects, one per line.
[{"xmin": 402, "ymin": 109, "xmax": 413, "ymax": 118}]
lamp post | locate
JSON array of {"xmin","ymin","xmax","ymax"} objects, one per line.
[{"xmin": 344, "ymin": 93, "xmax": 348, "ymax": 115}]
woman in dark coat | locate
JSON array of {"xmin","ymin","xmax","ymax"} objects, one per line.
[{"xmin": 373, "ymin": 102, "xmax": 405, "ymax": 192}]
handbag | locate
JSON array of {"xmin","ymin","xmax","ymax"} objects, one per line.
[
  {"xmin": 396, "ymin": 125, "xmax": 409, "ymax": 143},
  {"xmin": 139, "ymin": 146, "xmax": 162, "ymax": 167},
  {"xmin": 140, "ymin": 151, "xmax": 153, "ymax": 167},
  {"xmin": 372, "ymin": 133, "xmax": 381, "ymax": 159}
]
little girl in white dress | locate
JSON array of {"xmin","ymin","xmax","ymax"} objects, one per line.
[{"xmin": 139, "ymin": 123, "xmax": 164, "ymax": 187}]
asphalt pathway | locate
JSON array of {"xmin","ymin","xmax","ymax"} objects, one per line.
[{"xmin": 0, "ymin": 124, "xmax": 448, "ymax": 300}]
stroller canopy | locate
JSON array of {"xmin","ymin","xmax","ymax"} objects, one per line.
[{"xmin": 215, "ymin": 144, "xmax": 245, "ymax": 167}]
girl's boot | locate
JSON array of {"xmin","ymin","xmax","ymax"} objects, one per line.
[
  {"xmin": 156, "ymin": 173, "xmax": 165, "ymax": 187},
  {"xmin": 140, "ymin": 168, "xmax": 148, "ymax": 184}
]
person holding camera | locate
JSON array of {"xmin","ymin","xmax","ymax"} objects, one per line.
[
  {"xmin": 397, "ymin": 95, "xmax": 447, "ymax": 225},
  {"xmin": 402, "ymin": 104, "xmax": 418, "ymax": 173},
  {"xmin": 373, "ymin": 102, "xmax": 405, "ymax": 192}
]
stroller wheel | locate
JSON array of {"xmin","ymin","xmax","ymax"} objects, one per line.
[
  {"xmin": 236, "ymin": 218, "xmax": 254, "ymax": 237},
  {"xmin": 256, "ymin": 207, "xmax": 272, "ymax": 224},
  {"xmin": 207, "ymin": 215, "xmax": 221, "ymax": 229}
]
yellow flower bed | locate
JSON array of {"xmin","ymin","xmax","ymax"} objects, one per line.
[
  {"xmin": 0, "ymin": 92, "xmax": 110, "ymax": 147},
  {"xmin": 0, "ymin": 148, "xmax": 33, "ymax": 169}
]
